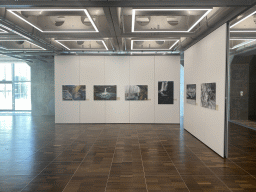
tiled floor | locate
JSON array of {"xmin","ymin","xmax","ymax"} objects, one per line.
[{"xmin": 1, "ymin": 115, "xmax": 256, "ymax": 191}]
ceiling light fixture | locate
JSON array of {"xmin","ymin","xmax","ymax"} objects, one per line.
[
  {"xmin": 230, "ymin": 39, "xmax": 256, "ymax": 49},
  {"xmin": 230, "ymin": 11, "xmax": 256, "ymax": 28},
  {"xmin": 0, "ymin": 28, "xmax": 8, "ymax": 33},
  {"xmin": 55, "ymin": 40, "xmax": 108, "ymax": 50},
  {"xmin": 0, "ymin": 40, "xmax": 46, "ymax": 50},
  {"xmin": 131, "ymin": 9, "xmax": 212, "ymax": 33},
  {"xmin": 131, "ymin": 39, "xmax": 179, "ymax": 50},
  {"xmin": 8, "ymin": 9, "xmax": 99, "ymax": 33},
  {"xmin": 0, "ymin": 24, "xmax": 31, "ymax": 40}
]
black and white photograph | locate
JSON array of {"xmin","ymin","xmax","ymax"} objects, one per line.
[
  {"xmin": 125, "ymin": 85, "xmax": 148, "ymax": 100},
  {"xmin": 186, "ymin": 84, "xmax": 196, "ymax": 105},
  {"xmin": 94, "ymin": 85, "xmax": 117, "ymax": 100},
  {"xmin": 62, "ymin": 85, "xmax": 86, "ymax": 101},
  {"xmin": 201, "ymin": 83, "xmax": 216, "ymax": 110},
  {"xmin": 158, "ymin": 81, "xmax": 174, "ymax": 104}
]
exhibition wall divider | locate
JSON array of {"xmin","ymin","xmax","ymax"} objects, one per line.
[
  {"xmin": 55, "ymin": 56, "xmax": 180, "ymax": 124},
  {"xmin": 184, "ymin": 24, "xmax": 228, "ymax": 157}
]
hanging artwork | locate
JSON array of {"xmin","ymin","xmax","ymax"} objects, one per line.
[
  {"xmin": 158, "ymin": 81, "xmax": 174, "ymax": 104},
  {"xmin": 62, "ymin": 85, "xmax": 86, "ymax": 101},
  {"xmin": 125, "ymin": 85, "xmax": 148, "ymax": 100},
  {"xmin": 186, "ymin": 84, "xmax": 196, "ymax": 105},
  {"xmin": 201, "ymin": 83, "xmax": 216, "ymax": 110},
  {"xmin": 94, "ymin": 85, "xmax": 117, "ymax": 100}
]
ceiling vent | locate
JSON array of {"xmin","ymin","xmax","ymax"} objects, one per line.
[
  {"xmin": 253, "ymin": 15, "xmax": 256, "ymax": 24},
  {"xmin": 81, "ymin": 16, "xmax": 96, "ymax": 26},
  {"xmin": 136, "ymin": 16, "xmax": 151, "ymax": 26},
  {"xmin": 50, "ymin": 16, "xmax": 65, "ymax": 27},
  {"xmin": 167, "ymin": 17, "xmax": 179, "ymax": 26},
  {"xmin": 77, "ymin": 41, "xmax": 84, "ymax": 45},
  {"xmin": 96, "ymin": 41, "xmax": 103, "ymax": 45},
  {"xmin": 155, "ymin": 41, "xmax": 165, "ymax": 45},
  {"xmin": 16, "ymin": 41, "xmax": 25, "ymax": 45},
  {"xmin": 134, "ymin": 41, "xmax": 144, "ymax": 45}
]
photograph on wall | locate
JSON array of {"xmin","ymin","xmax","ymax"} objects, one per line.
[
  {"xmin": 186, "ymin": 84, "xmax": 196, "ymax": 105},
  {"xmin": 201, "ymin": 83, "xmax": 216, "ymax": 110},
  {"xmin": 62, "ymin": 85, "xmax": 86, "ymax": 101},
  {"xmin": 158, "ymin": 81, "xmax": 174, "ymax": 104},
  {"xmin": 94, "ymin": 85, "xmax": 117, "ymax": 100},
  {"xmin": 125, "ymin": 85, "xmax": 148, "ymax": 100}
]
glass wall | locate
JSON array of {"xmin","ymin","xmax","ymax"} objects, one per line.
[{"xmin": 0, "ymin": 63, "xmax": 31, "ymax": 111}]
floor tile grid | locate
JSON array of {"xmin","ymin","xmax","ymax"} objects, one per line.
[
  {"xmin": 228, "ymin": 156, "xmax": 256, "ymax": 180},
  {"xmin": 61, "ymin": 127, "xmax": 105, "ymax": 192},
  {"xmin": 185, "ymin": 146, "xmax": 233, "ymax": 191},
  {"xmin": 104, "ymin": 127, "xmax": 121, "ymax": 192},
  {"xmin": 136, "ymin": 125, "xmax": 149, "ymax": 192},
  {"xmin": 153, "ymin": 127, "xmax": 191, "ymax": 192},
  {"xmin": 19, "ymin": 128, "xmax": 88, "ymax": 192}
]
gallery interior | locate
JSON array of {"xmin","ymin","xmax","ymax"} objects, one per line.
[{"xmin": 1, "ymin": 1, "xmax": 256, "ymax": 191}]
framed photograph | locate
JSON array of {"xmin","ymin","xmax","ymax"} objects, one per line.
[
  {"xmin": 125, "ymin": 85, "xmax": 148, "ymax": 100},
  {"xmin": 94, "ymin": 85, "xmax": 117, "ymax": 100},
  {"xmin": 62, "ymin": 85, "xmax": 86, "ymax": 101},
  {"xmin": 201, "ymin": 83, "xmax": 216, "ymax": 110},
  {"xmin": 158, "ymin": 81, "xmax": 174, "ymax": 104}
]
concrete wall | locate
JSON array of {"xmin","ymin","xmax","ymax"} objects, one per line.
[
  {"xmin": 30, "ymin": 61, "xmax": 55, "ymax": 116},
  {"xmin": 230, "ymin": 56, "xmax": 252, "ymax": 120}
]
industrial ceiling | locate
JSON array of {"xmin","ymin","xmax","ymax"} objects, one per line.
[{"xmin": 0, "ymin": 0, "xmax": 256, "ymax": 63}]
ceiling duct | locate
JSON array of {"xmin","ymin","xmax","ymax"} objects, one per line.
[
  {"xmin": 16, "ymin": 41, "xmax": 24, "ymax": 45},
  {"xmin": 155, "ymin": 41, "xmax": 165, "ymax": 45},
  {"xmin": 167, "ymin": 16, "xmax": 179, "ymax": 26},
  {"xmin": 77, "ymin": 41, "xmax": 84, "ymax": 45},
  {"xmin": 50, "ymin": 16, "xmax": 65, "ymax": 27},
  {"xmin": 135, "ymin": 16, "xmax": 151, "ymax": 26}
]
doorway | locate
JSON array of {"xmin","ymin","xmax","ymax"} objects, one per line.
[{"xmin": 0, "ymin": 63, "xmax": 31, "ymax": 111}]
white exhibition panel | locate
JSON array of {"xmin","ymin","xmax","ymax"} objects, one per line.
[
  {"xmin": 184, "ymin": 24, "xmax": 227, "ymax": 157},
  {"xmin": 55, "ymin": 55, "xmax": 180, "ymax": 124},
  {"xmin": 155, "ymin": 56, "xmax": 180, "ymax": 124},
  {"xmin": 55, "ymin": 56, "xmax": 80, "ymax": 123},
  {"xmin": 129, "ymin": 56, "xmax": 155, "ymax": 123},
  {"xmin": 79, "ymin": 56, "xmax": 105, "ymax": 123},
  {"xmin": 105, "ymin": 56, "xmax": 130, "ymax": 123}
]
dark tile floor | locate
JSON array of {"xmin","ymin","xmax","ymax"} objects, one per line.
[{"xmin": 1, "ymin": 115, "xmax": 256, "ymax": 191}]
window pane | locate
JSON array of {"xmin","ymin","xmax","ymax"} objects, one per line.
[
  {"xmin": 15, "ymin": 82, "xmax": 31, "ymax": 110},
  {"xmin": 14, "ymin": 63, "xmax": 31, "ymax": 81},
  {"xmin": 0, "ymin": 84, "xmax": 12, "ymax": 110},
  {"xmin": 0, "ymin": 63, "xmax": 12, "ymax": 81}
]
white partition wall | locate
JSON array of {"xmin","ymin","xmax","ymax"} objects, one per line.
[
  {"xmin": 55, "ymin": 56, "xmax": 180, "ymax": 124},
  {"xmin": 184, "ymin": 24, "xmax": 227, "ymax": 157}
]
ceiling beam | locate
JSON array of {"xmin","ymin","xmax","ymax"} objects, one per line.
[
  {"xmin": 103, "ymin": 7, "xmax": 120, "ymax": 51},
  {"xmin": 0, "ymin": 0, "xmax": 253, "ymax": 8}
]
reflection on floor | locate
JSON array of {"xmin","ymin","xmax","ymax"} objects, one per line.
[
  {"xmin": 230, "ymin": 119, "xmax": 256, "ymax": 130},
  {"xmin": 1, "ymin": 116, "xmax": 256, "ymax": 192}
]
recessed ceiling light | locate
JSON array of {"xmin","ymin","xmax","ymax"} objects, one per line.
[
  {"xmin": 131, "ymin": 39, "xmax": 179, "ymax": 50},
  {"xmin": 131, "ymin": 9, "xmax": 212, "ymax": 33},
  {"xmin": 8, "ymin": 9, "xmax": 99, "ymax": 33},
  {"xmin": 55, "ymin": 40, "xmax": 108, "ymax": 50},
  {"xmin": 230, "ymin": 11, "xmax": 256, "ymax": 28}
]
